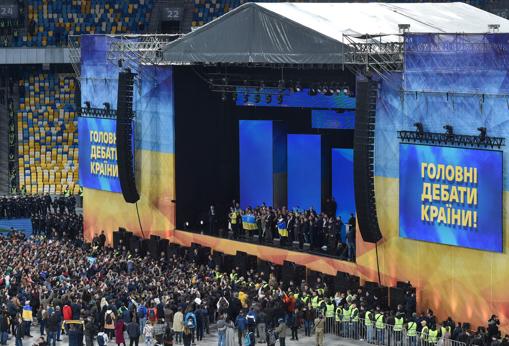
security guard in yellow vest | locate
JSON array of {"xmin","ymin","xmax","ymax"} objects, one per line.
[
  {"xmin": 375, "ymin": 309, "xmax": 385, "ymax": 345},
  {"xmin": 350, "ymin": 303, "xmax": 359, "ymax": 339},
  {"xmin": 365, "ymin": 310, "xmax": 375, "ymax": 343},
  {"xmin": 229, "ymin": 208, "xmax": 240, "ymax": 239},
  {"xmin": 441, "ymin": 325, "xmax": 451, "ymax": 338},
  {"xmin": 311, "ymin": 295, "xmax": 319, "ymax": 309},
  {"xmin": 428, "ymin": 325, "xmax": 439, "ymax": 345},
  {"xmin": 325, "ymin": 299, "xmax": 335, "ymax": 333},
  {"xmin": 393, "ymin": 314, "xmax": 404, "ymax": 344},
  {"xmin": 407, "ymin": 319, "xmax": 418, "ymax": 346},
  {"xmin": 420, "ymin": 321, "xmax": 429, "ymax": 344},
  {"xmin": 335, "ymin": 305, "xmax": 343, "ymax": 336},
  {"xmin": 342, "ymin": 303, "xmax": 352, "ymax": 338}
]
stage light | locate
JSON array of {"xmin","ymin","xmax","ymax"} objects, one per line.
[
  {"xmin": 343, "ymin": 87, "xmax": 350, "ymax": 95},
  {"xmin": 277, "ymin": 94, "xmax": 283, "ymax": 104},
  {"xmin": 295, "ymin": 82, "xmax": 301, "ymax": 92},
  {"xmin": 266, "ymin": 94, "xmax": 272, "ymax": 104},
  {"xmin": 414, "ymin": 122, "xmax": 424, "ymax": 135},
  {"xmin": 309, "ymin": 86, "xmax": 317, "ymax": 96},
  {"xmin": 103, "ymin": 102, "xmax": 110, "ymax": 112},
  {"xmin": 255, "ymin": 94, "xmax": 261, "ymax": 103},
  {"xmin": 444, "ymin": 125, "xmax": 454, "ymax": 140},
  {"xmin": 316, "ymin": 86, "xmax": 323, "ymax": 94},
  {"xmin": 478, "ymin": 127, "xmax": 487, "ymax": 141},
  {"xmin": 200, "ymin": 220, "xmax": 204, "ymax": 225},
  {"xmin": 259, "ymin": 81, "xmax": 265, "ymax": 91},
  {"xmin": 85, "ymin": 101, "xmax": 91, "ymax": 110},
  {"xmin": 221, "ymin": 92, "xmax": 227, "ymax": 102},
  {"xmin": 243, "ymin": 93, "xmax": 249, "ymax": 103}
]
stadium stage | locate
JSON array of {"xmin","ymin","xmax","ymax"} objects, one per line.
[{"xmin": 80, "ymin": 3, "xmax": 509, "ymax": 331}]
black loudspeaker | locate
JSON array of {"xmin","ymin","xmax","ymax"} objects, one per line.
[
  {"xmin": 282, "ymin": 261, "xmax": 296, "ymax": 285},
  {"xmin": 149, "ymin": 236, "xmax": 160, "ymax": 259},
  {"xmin": 235, "ymin": 251, "xmax": 247, "ymax": 276},
  {"xmin": 159, "ymin": 239, "xmax": 169, "ymax": 258},
  {"xmin": 129, "ymin": 235, "xmax": 140, "ymax": 253},
  {"xmin": 389, "ymin": 287, "xmax": 407, "ymax": 310},
  {"xmin": 113, "ymin": 231, "xmax": 123, "ymax": 249},
  {"xmin": 116, "ymin": 70, "xmax": 139, "ymax": 203},
  {"xmin": 141, "ymin": 239, "xmax": 150, "ymax": 256},
  {"xmin": 354, "ymin": 79, "xmax": 383, "ymax": 243}
]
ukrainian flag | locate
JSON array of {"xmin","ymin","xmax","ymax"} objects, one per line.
[
  {"xmin": 277, "ymin": 219, "xmax": 288, "ymax": 237},
  {"xmin": 242, "ymin": 214, "xmax": 257, "ymax": 231}
]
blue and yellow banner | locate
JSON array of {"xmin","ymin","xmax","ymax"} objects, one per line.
[{"xmin": 399, "ymin": 144, "xmax": 503, "ymax": 252}]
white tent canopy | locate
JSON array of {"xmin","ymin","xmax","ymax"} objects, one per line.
[{"xmin": 162, "ymin": 2, "xmax": 509, "ymax": 65}]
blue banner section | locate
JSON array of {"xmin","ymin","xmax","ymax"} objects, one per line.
[
  {"xmin": 78, "ymin": 117, "xmax": 122, "ymax": 192},
  {"xmin": 239, "ymin": 120, "xmax": 273, "ymax": 208},
  {"xmin": 236, "ymin": 87, "xmax": 355, "ymax": 109},
  {"xmin": 375, "ymin": 34, "xmax": 509, "ymax": 191},
  {"xmin": 312, "ymin": 110, "xmax": 355, "ymax": 130},
  {"xmin": 399, "ymin": 144, "xmax": 503, "ymax": 252},
  {"xmin": 0, "ymin": 218, "xmax": 32, "ymax": 237},
  {"xmin": 332, "ymin": 148, "xmax": 355, "ymax": 223},
  {"xmin": 288, "ymin": 134, "xmax": 321, "ymax": 212}
]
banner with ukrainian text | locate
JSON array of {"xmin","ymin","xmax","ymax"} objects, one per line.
[{"xmin": 399, "ymin": 143, "xmax": 503, "ymax": 252}]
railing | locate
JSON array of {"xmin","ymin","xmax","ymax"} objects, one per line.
[{"xmin": 319, "ymin": 317, "xmax": 466, "ymax": 346}]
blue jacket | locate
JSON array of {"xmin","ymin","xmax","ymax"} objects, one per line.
[
  {"xmin": 184, "ymin": 312, "xmax": 196, "ymax": 329},
  {"xmin": 235, "ymin": 315, "xmax": 247, "ymax": 331}
]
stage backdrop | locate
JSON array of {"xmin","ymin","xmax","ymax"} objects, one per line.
[
  {"xmin": 364, "ymin": 33, "xmax": 509, "ymax": 330},
  {"xmin": 81, "ymin": 35, "xmax": 175, "ymax": 242}
]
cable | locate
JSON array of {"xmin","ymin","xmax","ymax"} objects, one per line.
[
  {"xmin": 135, "ymin": 202, "xmax": 146, "ymax": 239},
  {"xmin": 375, "ymin": 241, "xmax": 382, "ymax": 285}
]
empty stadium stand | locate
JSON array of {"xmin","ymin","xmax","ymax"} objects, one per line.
[{"xmin": 17, "ymin": 71, "xmax": 79, "ymax": 195}]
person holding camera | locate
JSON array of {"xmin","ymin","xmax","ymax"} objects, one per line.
[{"xmin": 314, "ymin": 312, "xmax": 325, "ymax": 346}]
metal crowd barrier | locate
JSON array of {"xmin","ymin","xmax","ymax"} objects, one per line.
[{"xmin": 320, "ymin": 317, "xmax": 466, "ymax": 346}]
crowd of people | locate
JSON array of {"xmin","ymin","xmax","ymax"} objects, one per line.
[
  {"xmin": 220, "ymin": 199, "xmax": 356, "ymax": 261},
  {"xmin": 0, "ymin": 227, "xmax": 500, "ymax": 346},
  {"xmin": 0, "ymin": 195, "xmax": 83, "ymax": 241}
]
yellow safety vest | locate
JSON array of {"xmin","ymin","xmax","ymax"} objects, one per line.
[
  {"xmin": 335, "ymin": 307, "xmax": 343, "ymax": 322},
  {"xmin": 394, "ymin": 317, "xmax": 404, "ymax": 332},
  {"xmin": 407, "ymin": 322, "xmax": 417, "ymax": 337},
  {"xmin": 365, "ymin": 311, "xmax": 372, "ymax": 326},
  {"xmin": 441, "ymin": 326, "xmax": 450, "ymax": 337},
  {"xmin": 317, "ymin": 288, "xmax": 325, "ymax": 296},
  {"xmin": 311, "ymin": 296, "xmax": 319, "ymax": 309},
  {"xmin": 342, "ymin": 307, "xmax": 351, "ymax": 322},
  {"xmin": 317, "ymin": 300, "xmax": 325, "ymax": 311},
  {"xmin": 230, "ymin": 212, "xmax": 237, "ymax": 224},
  {"xmin": 421, "ymin": 326, "xmax": 429, "ymax": 341},
  {"xmin": 325, "ymin": 304, "xmax": 335, "ymax": 318},
  {"xmin": 302, "ymin": 296, "xmax": 310, "ymax": 304},
  {"xmin": 429, "ymin": 329, "xmax": 439, "ymax": 343},
  {"xmin": 375, "ymin": 313, "xmax": 384, "ymax": 329},
  {"xmin": 351, "ymin": 307, "xmax": 359, "ymax": 322}
]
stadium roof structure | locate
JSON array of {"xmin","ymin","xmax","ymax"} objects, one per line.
[{"xmin": 160, "ymin": 2, "xmax": 509, "ymax": 67}]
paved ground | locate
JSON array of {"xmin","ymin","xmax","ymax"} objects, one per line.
[{"xmin": 6, "ymin": 327, "xmax": 369, "ymax": 346}]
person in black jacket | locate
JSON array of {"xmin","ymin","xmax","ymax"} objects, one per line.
[
  {"xmin": 126, "ymin": 320, "xmax": 140, "ymax": 346},
  {"xmin": 84, "ymin": 318, "xmax": 97, "ymax": 346},
  {"xmin": 14, "ymin": 315, "xmax": 24, "ymax": 346},
  {"xmin": 46, "ymin": 312, "xmax": 60, "ymax": 346},
  {"xmin": 0, "ymin": 311, "xmax": 9, "ymax": 345}
]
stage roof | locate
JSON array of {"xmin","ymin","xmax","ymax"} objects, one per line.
[{"xmin": 161, "ymin": 2, "xmax": 509, "ymax": 65}]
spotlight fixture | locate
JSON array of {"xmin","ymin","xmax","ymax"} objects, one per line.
[
  {"xmin": 443, "ymin": 125, "xmax": 454, "ymax": 140},
  {"xmin": 414, "ymin": 122, "xmax": 424, "ymax": 136},
  {"xmin": 200, "ymin": 220, "xmax": 204, "ymax": 225},
  {"xmin": 185, "ymin": 221, "xmax": 189, "ymax": 229},
  {"xmin": 266, "ymin": 94, "xmax": 272, "ymax": 104},
  {"xmin": 309, "ymin": 86, "xmax": 317, "ymax": 96},
  {"xmin": 221, "ymin": 92, "xmax": 227, "ymax": 102},
  {"xmin": 277, "ymin": 94, "xmax": 283, "ymax": 104},
  {"xmin": 478, "ymin": 127, "xmax": 487, "ymax": 142},
  {"xmin": 343, "ymin": 87, "xmax": 350, "ymax": 95},
  {"xmin": 295, "ymin": 82, "xmax": 301, "ymax": 93},
  {"xmin": 254, "ymin": 94, "xmax": 261, "ymax": 104},
  {"xmin": 85, "ymin": 101, "xmax": 91, "ymax": 110},
  {"xmin": 103, "ymin": 102, "xmax": 110, "ymax": 112}
]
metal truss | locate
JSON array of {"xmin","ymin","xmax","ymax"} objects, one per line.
[
  {"xmin": 398, "ymin": 130, "xmax": 505, "ymax": 149},
  {"xmin": 68, "ymin": 35, "xmax": 82, "ymax": 85},
  {"xmin": 106, "ymin": 34, "xmax": 181, "ymax": 82},
  {"xmin": 79, "ymin": 107, "xmax": 118, "ymax": 119},
  {"xmin": 343, "ymin": 34, "xmax": 404, "ymax": 78}
]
